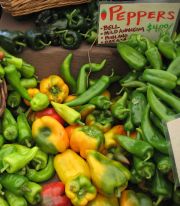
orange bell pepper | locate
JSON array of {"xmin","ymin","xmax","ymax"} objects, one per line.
[{"xmin": 24, "ymin": 88, "xmax": 40, "ymax": 106}]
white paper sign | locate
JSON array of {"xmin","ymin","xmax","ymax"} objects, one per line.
[
  {"xmin": 98, "ymin": 2, "xmax": 180, "ymax": 44},
  {"xmin": 166, "ymin": 117, "xmax": 180, "ymax": 186}
]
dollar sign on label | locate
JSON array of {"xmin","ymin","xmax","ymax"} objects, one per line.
[{"xmin": 147, "ymin": 23, "xmax": 152, "ymax": 32}]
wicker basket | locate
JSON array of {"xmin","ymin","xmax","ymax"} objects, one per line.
[{"xmin": 0, "ymin": 0, "xmax": 91, "ymax": 16}]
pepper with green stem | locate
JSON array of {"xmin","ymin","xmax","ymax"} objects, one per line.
[
  {"xmin": 30, "ymin": 93, "xmax": 49, "ymax": 112},
  {"xmin": 111, "ymin": 91, "xmax": 129, "ymax": 120}
]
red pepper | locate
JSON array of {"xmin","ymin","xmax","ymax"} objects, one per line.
[
  {"xmin": 41, "ymin": 182, "xmax": 72, "ymax": 206},
  {"xmin": 35, "ymin": 108, "xmax": 65, "ymax": 125}
]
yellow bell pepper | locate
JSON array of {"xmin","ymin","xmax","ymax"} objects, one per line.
[
  {"xmin": 87, "ymin": 194, "xmax": 119, "ymax": 206},
  {"xmin": 54, "ymin": 149, "xmax": 90, "ymax": 183},
  {"xmin": 104, "ymin": 125, "xmax": 126, "ymax": 149},
  {"xmin": 54, "ymin": 150, "xmax": 96, "ymax": 206},
  {"xmin": 32, "ymin": 116, "xmax": 69, "ymax": 154},
  {"xmin": 40, "ymin": 75, "xmax": 69, "ymax": 103},
  {"xmin": 70, "ymin": 125, "xmax": 104, "ymax": 158}
]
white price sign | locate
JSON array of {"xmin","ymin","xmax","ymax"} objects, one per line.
[{"xmin": 98, "ymin": 2, "xmax": 180, "ymax": 44}]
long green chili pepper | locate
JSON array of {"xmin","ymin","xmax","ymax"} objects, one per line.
[
  {"xmin": 121, "ymin": 80, "xmax": 146, "ymax": 89},
  {"xmin": 26, "ymin": 155, "xmax": 55, "ymax": 183},
  {"xmin": 150, "ymin": 112, "xmax": 164, "ymax": 135},
  {"xmin": 111, "ymin": 91, "xmax": 129, "ymax": 120},
  {"xmin": 65, "ymin": 75, "xmax": 111, "ymax": 107},
  {"xmin": 147, "ymin": 86, "xmax": 175, "ymax": 122},
  {"xmin": 2, "ymin": 108, "xmax": 18, "ymax": 141},
  {"xmin": 115, "ymin": 135, "xmax": 154, "ymax": 161},
  {"xmin": 141, "ymin": 104, "xmax": 169, "ymax": 154},
  {"xmin": 76, "ymin": 59, "xmax": 106, "ymax": 95},
  {"xmin": 20, "ymin": 78, "xmax": 37, "ymax": 89},
  {"xmin": 150, "ymin": 84, "xmax": 180, "ymax": 113},
  {"xmin": 60, "ymin": 53, "xmax": 76, "ymax": 93},
  {"xmin": 151, "ymin": 169, "xmax": 172, "ymax": 206},
  {"xmin": 4, "ymin": 64, "xmax": 31, "ymax": 101},
  {"xmin": 17, "ymin": 113, "xmax": 33, "ymax": 147}
]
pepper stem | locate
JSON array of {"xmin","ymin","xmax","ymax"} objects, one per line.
[
  {"xmin": 38, "ymin": 40, "xmax": 51, "ymax": 47},
  {"xmin": 144, "ymin": 152, "xmax": 152, "ymax": 162},
  {"xmin": 114, "ymin": 188, "xmax": 121, "ymax": 198},
  {"xmin": 34, "ymin": 160, "xmax": 42, "ymax": 170},
  {"xmin": 154, "ymin": 195, "xmax": 164, "ymax": 206},
  {"xmin": 75, "ymin": 119, "xmax": 85, "ymax": 126},
  {"xmin": 25, "ymin": 139, "xmax": 31, "ymax": 148},
  {"xmin": 15, "ymin": 41, "xmax": 27, "ymax": 47}
]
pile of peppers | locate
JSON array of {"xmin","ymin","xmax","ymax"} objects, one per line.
[
  {"xmin": 0, "ymin": 1, "xmax": 98, "ymax": 54},
  {"xmin": 0, "ymin": 31, "xmax": 179, "ymax": 206}
]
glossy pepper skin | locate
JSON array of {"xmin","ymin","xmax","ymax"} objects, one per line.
[
  {"xmin": 158, "ymin": 33, "xmax": 177, "ymax": 60},
  {"xmin": 0, "ymin": 196, "xmax": 9, "ymax": 206},
  {"xmin": 7, "ymin": 90, "xmax": 21, "ymax": 108},
  {"xmin": 154, "ymin": 152, "xmax": 171, "ymax": 174},
  {"xmin": 117, "ymin": 42, "xmax": 147, "ymax": 71},
  {"xmin": 0, "ymin": 173, "xmax": 30, "ymax": 196},
  {"xmin": 87, "ymin": 194, "xmax": 119, "ymax": 206},
  {"xmin": 111, "ymin": 91, "xmax": 129, "ymax": 120},
  {"xmin": 40, "ymin": 75, "xmax": 69, "ymax": 103},
  {"xmin": 17, "ymin": 113, "xmax": 32, "ymax": 147},
  {"xmin": 89, "ymin": 95, "xmax": 111, "ymax": 110},
  {"xmin": 60, "ymin": 53, "xmax": 76, "ymax": 93},
  {"xmin": 51, "ymin": 101, "xmax": 83, "ymax": 125},
  {"xmin": 142, "ymin": 69, "xmax": 177, "ymax": 90},
  {"xmin": 65, "ymin": 75, "xmax": 111, "ymax": 107},
  {"xmin": 4, "ymin": 64, "xmax": 31, "ymax": 101},
  {"xmin": 151, "ymin": 170, "xmax": 172, "ymax": 206},
  {"xmin": 150, "ymin": 84, "xmax": 180, "ymax": 113},
  {"xmin": 70, "ymin": 125, "xmax": 104, "ymax": 158},
  {"xmin": 32, "ymin": 116, "xmax": 69, "ymax": 154},
  {"xmin": 0, "ymin": 30, "xmax": 26, "ymax": 54},
  {"xmin": 104, "ymin": 125, "xmax": 126, "ymax": 149},
  {"xmin": 54, "ymin": 149, "xmax": 90, "ymax": 184},
  {"xmin": 5, "ymin": 190, "xmax": 28, "ymax": 206},
  {"xmin": 85, "ymin": 110, "xmax": 114, "ymax": 133},
  {"xmin": 30, "ymin": 92, "xmax": 49, "ymax": 111},
  {"xmin": 76, "ymin": 59, "xmax": 106, "ymax": 95},
  {"xmin": 2, "ymin": 108, "xmax": 18, "ymax": 141},
  {"xmin": 1, "ymin": 144, "xmax": 38, "ymax": 173},
  {"xmin": 141, "ymin": 104, "xmax": 169, "ymax": 154},
  {"xmin": 77, "ymin": 104, "xmax": 96, "ymax": 121},
  {"xmin": 66, "ymin": 175, "xmax": 97, "ymax": 206},
  {"xmin": 86, "ymin": 150, "xmax": 131, "ymax": 197},
  {"xmin": 147, "ymin": 86, "xmax": 175, "ymax": 122},
  {"xmin": 167, "ymin": 56, "xmax": 180, "ymax": 77},
  {"xmin": 143, "ymin": 37, "xmax": 163, "ymax": 70},
  {"xmin": 41, "ymin": 181, "xmax": 72, "ymax": 206},
  {"xmin": 115, "ymin": 135, "xmax": 154, "ymax": 161},
  {"xmin": 25, "ymin": 29, "xmax": 50, "ymax": 50},
  {"xmin": 24, "ymin": 181, "xmax": 42, "ymax": 205},
  {"xmin": 26, "ymin": 155, "xmax": 55, "ymax": 183}
]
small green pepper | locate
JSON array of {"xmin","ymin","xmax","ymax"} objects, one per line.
[
  {"xmin": 111, "ymin": 91, "xmax": 129, "ymax": 120},
  {"xmin": 2, "ymin": 108, "xmax": 18, "ymax": 141},
  {"xmin": 30, "ymin": 93, "xmax": 49, "ymax": 111},
  {"xmin": 7, "ymin": 91, "xmax": 21, "ymax": 108},
  {"xmin": 26, "ymin": 155, "xmax": 55, "ymax": 183},
  {"xmin": 24, "ymin": 181, "xmax": 42, "ymax": 205},
  {"xmin": 20, "ymin": 77, "xmax": 37, "ymax": 89},
  {"xmin": 89, "ymin": 95, "xmax": 111, "ymax": 110},
  {"xmin": 5, "ymin": 190, "xmax": 28, "ymax": 206}
]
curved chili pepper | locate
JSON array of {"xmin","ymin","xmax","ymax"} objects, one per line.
[
  {"xmin": 60, "ymin": 53, "xmax": 77, "ymax": 93},
  {"xmin": 76, "ymin": 59, "xmax": 106, "ymax": 95},
  {"xmin": 65, "ymin": 75, "xmax": 111, "ymax": 107},
  {"xmin": 141, "ymin": 104, "xmax": 169, "ymax": 154},
  {"xmin": 167, "ymin": 56, "xmax": 180, "ymax": 77},
  {"xmin": 115, "ymin": 135, "xmax": 154, "ymax": 161},
  {"xmin": 121, "ymin": 80, "xmax": 146, "ymax": 89}
]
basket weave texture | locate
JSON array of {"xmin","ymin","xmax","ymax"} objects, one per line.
[{"xmin": 0, "ymin": 0, "xmax": 91, "ymax": 16}]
